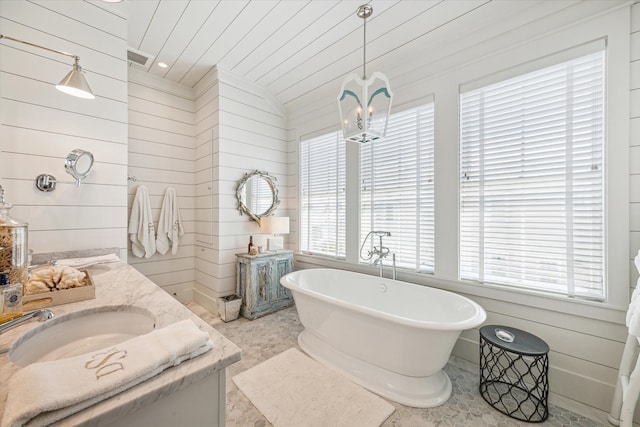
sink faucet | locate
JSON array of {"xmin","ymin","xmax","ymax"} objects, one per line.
[{"xmin": 0, "ymin": 309, "xmax": 54, "ymax": 335}]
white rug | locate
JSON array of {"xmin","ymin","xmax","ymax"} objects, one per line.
[{"xmin": 232, "ymin": 348, "xmax": 395, "ymax": 427}]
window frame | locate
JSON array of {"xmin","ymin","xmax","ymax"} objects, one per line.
[
  {"xmin": 458, "ymin": 48, "xmax": 606, "ymax": 300},
  {"xmin": 359, "ymin": 102, "xmax": 435, "ymax": 273},
  {"xmin": 299, "ymin": 130, "xmax": 347, "ymax": 259}
]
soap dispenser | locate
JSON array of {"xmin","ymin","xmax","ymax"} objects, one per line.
[{"xmin": 0, "ymin": 185, "xmax": 28, "ymax": 298}]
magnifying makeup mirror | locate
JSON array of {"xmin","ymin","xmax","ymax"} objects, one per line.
[{"xmin": 64, "ymin": 149, "xmax": 94, "ymax": 187}]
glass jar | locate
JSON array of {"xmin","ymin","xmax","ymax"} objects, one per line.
[{"xmin": 0, "ymin": 185, "xmax": 28, "ymax": 287}]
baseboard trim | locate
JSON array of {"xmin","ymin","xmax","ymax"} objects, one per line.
[{"xmin": 194, "ymin": 288, "xmax": 219, "ymax": 315}]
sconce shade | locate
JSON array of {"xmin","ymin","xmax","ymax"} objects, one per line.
[
  {"xmin": 261, "ymin": 216, "xmax": 290, "ymax": 235},
  {"xmin": 56, "ymin": 60, "xmax": 95, "ymax": 99},
  {"xmin": 0, "ymin": 34, "xmax": 95, "ymax": 100},
  {"xmin": 338, "ymin": 71, "xmax": 392, "ymax": 143}
]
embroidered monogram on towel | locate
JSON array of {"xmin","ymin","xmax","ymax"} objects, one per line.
[
  {"xmin": 1, "ymin": 319, "xmax": 213, "ymax": 427},
  {"xmin": 84, "ymin": 347, "xmax": 128, "ymax": 381}
]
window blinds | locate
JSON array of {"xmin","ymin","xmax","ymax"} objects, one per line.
[
  {"xmin": 300, "ymin": 131, "xmax": 346, "ymax": 258},
  {"xmin": 459, "ymin": 51, "xmax": 605, "ymax": 299},
  {"xmin": 361, "ymin": 103, "xmax": 435, "ymax": 272}
]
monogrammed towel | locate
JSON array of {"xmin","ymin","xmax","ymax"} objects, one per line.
[
  {"xmin": 1, "ymin": 319, "xmax": 213, "ymax": 427},
  {"xmin": 128, "ymin": 185, "xmax": 155, "ymax": 258},
  {"xmin": 156, "ymin": 187, "xmax": 184, "ymax": 256}
]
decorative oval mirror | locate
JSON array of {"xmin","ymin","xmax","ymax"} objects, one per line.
[
  {"xmin": 64, "ymin": 149, "xmax": 94, "ymax": 187},
  {"xmin": 236, "ymin": 170, "xmax": 280, "ymax": 222}
]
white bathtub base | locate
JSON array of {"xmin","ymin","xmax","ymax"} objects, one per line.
[{"xmin": 298, "ymin": 330, "xmax": 452, "ymax": 408}]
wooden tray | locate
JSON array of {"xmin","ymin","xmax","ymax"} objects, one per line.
[{"xmin": 23, "ymin": 270, "xmax": 95, "ymax": 310}]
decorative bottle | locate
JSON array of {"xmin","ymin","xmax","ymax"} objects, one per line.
[
  {"xmin": 0, "ymin": 185, "xmax": 28, "ymax": 321},
  {"xmin": 0, "ymin": 272, "xmax": 22, "ymax": 323},
  {"xmin": 248, "ymin": 236, "xmax": 254, "ymax": 254}
]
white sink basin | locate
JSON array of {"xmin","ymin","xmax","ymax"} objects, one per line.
[{"xmin": 10, "ymin": 305, "xmax": 156, "ymax": 367}]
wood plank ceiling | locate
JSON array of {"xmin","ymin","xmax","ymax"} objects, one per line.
[{"xmin": 121, "ymin": 0, "xmax": 596, "ymax": 110}]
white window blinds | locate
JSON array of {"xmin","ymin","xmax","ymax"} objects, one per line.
[
  {"xmin": 361, "ymin": 103, "xmax": 435, "ymax": 272},
  {"xmin": 300, "ymin": 131, "xmax": 346, "ymax": 258},
  {"xmin": 459, "ymin": 51, "xmax": 605, "ymax": 299}
]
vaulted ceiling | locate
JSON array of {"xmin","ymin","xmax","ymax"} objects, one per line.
[{"xmin": 115, "ymin": 0, "xmax": 612, "ymax": 110}]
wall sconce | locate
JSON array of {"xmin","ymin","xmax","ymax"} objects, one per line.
[
  {"xmin": 260, "ymin": 216, "xmax": 290, "ymax": 252},
  {"xmin": 0, "ymin": 34, "xmax": 95, "ymax": 99}
]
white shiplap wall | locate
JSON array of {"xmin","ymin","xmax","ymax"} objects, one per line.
[
  {"xmin": 0, "ymin": 0, "xmax": 128, "ymax": 257},
  {"xmin": 631, "ymin": 1, "xmax": 640, "ymax": 285},
  {"xmin": 127, "ymin": 68, "xmax": 195, "ymax": 302},
  {"xmin": 287, "ymin": 2, "xmax": 633, "ymax": 416},
  {"xmin": 193, "ymin": 66, "xmax": 288, "ymax": 312},
  {"xmin": 193, "ymin": 66, "xmax": 218, "ymax": 313}
]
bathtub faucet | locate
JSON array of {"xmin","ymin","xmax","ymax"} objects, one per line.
[
  {"xmin": 370, "ymin": 231, "xmax": 391, "ymax": 278},
  {"xmin": 360, "ymin": 231, "xmax": 395, "ymax": 278}
]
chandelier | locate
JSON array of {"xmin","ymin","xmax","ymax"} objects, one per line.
[{"xmin": 337, "ymin": 4, "xmax": 392, "ymax": 144}]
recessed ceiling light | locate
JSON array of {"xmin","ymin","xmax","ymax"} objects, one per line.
[{"xmin": 157, "ymin": 62, "xmax": 168, "ymax": 69}]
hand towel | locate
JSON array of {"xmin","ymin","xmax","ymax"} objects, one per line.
[
  {"xmin": 156, "ymin": 187, "xmax": 184, "ymax": 255},
  {"xmin": 1, "ymin": 319, "xmax": 213, "ymax": 427},
  {"xmin": 628, "ymin": 304, "xmax": 640, "ymax": 342},
  {"xmin": 627, "ymin": 252, "xmax": 640, "ymax": 335},
  {"xmin": 56, "ymin": 254, "xmax": 120, "ymax": 269},
  {"xmin": 128, "ymin": 185, "xmax": 155, "ymax": 258}
]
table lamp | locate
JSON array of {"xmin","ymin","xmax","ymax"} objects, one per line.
[{"xmin": 261, "ymin": 216, "xmax": 289, "ymax": 251}]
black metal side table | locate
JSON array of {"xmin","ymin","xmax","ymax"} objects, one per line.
[{"xmin": 479, "ymin": 325, "xmax": 549, "ymax": 422}]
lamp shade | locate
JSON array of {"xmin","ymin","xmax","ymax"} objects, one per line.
[
  {"xmin": 338, "ymin": 71, "xmax": 392, "ymax": 143},
  {"xmin": 261, "ymin": 216, "xmax": 289, "ymax": 235},
  {"xmin": 56, "ymin": 61, "xmax": 95, "ymax": 99}
]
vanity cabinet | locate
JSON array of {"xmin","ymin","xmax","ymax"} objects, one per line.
[{"xmin": 236, "ymin": 250, "xmax": 294, "ymax": 319}]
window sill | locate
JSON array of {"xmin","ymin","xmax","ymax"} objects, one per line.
[{"xmin": 293, "ymin": 252, "xmax": 626, "ymax": 325}]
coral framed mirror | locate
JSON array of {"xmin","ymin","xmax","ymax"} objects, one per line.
[{"xmin": 235, "ymin": 170, "xmax": 280, "ymax": 222}]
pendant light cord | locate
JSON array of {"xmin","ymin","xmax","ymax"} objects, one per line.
[
  {"xmin": 357, "ymin": 4, "xmax": 372, "ymax": 80},
  {"xmin": 363, "ymin": 14, "xmax": 367, "ymax": 80}
]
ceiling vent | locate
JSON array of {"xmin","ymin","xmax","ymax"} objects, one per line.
[{"xmin": 127, "ymin": 47, "xmax": 155, "ymax": 71}]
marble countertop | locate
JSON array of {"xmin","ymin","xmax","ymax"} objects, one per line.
[{"xmin": 0, "ymin": 261, "xmax": 242, "ymax": 426}]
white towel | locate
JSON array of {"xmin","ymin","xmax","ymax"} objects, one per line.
[
  {"xmin": 628, "ymin": 301, "xmax": 640, "ymax": 341},
  {"xmin": 156, "ymin": 187, "xmax": 184, "ymax": 255},
  {"xmin": 56, "ymin": 254, "xmax": 120, "ymax": 269},
  {"xmin": 626, "ymin": 250, "xmax": 640, "ymax": 338},
  {"xmin": 1, "ymin": 319, "xmax": 213, "ymax": 427},
  {"xmin": 128, "ymin": 185, "xmax": 155, "ymax": 258}
]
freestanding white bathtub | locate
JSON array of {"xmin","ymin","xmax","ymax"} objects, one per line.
[{"xmin": 280, "ymin": 268, "xmax": 486, "ymax": 408}]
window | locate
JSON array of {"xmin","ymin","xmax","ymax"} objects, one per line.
[
  {"xmin": 300, "ymin": 131, "xmax": 346, "ymax": 258},
  {"xmin": 459, "ymin": 51, "xmax": 605, "ymax": 299},
  {"xmin": 360, "ymin": 103, "xmax": 435, "ymax": 272}
]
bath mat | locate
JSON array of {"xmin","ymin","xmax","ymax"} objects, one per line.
[{"xmin": 232, "ymin": 348, "xmax": 395, "ymax": 427}]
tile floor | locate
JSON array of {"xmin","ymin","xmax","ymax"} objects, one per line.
[{"xmin": 186, "ymin": 303, "xmax": 609, "ymax": 427}]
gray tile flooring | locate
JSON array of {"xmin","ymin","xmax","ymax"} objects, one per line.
[{"xmin": 186, "ymin": 303, "xmax": 607, "ymax": 427}]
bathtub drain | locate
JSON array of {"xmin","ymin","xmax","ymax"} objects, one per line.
[{"xmin": 379, "ymin": 284, "xmax": 387, "ymax": 293}]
